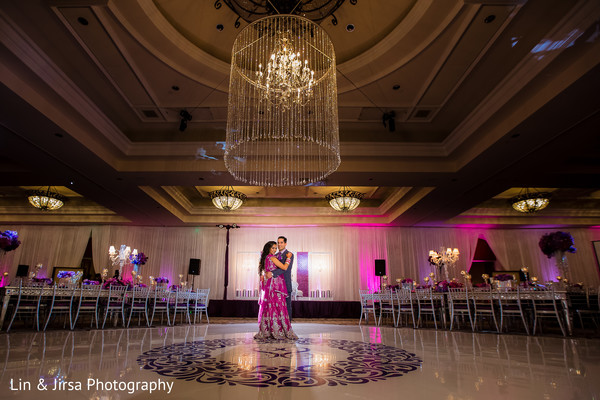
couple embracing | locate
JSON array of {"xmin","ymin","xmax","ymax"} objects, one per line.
[{"xmin": 254, "ymin": 236, "xmax": 298, "ymax": 340}]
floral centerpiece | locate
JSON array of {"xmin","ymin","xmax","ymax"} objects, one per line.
[
  {"xmin": 539, "ymin": 231, "xmax": 576, "ymax": 257},
  {"xmin": 539, "ymin": 231, "xmax": 576, "ymax": 279},
  {"xmin": 32, "ymin": 277, "xmax": 53, "ymax": 285},
  {"xmin": 401, "ymin": 278, "xmax": 414, "ymax": 290},
  {"xmin": 102, "ymin": 277, "xmax": 132, "ymax": 290},
  {"xmin": 57, "ymin": 271, "xmax": 76, "ymax": 279},
  {"xmin": 155, "ymin": 277, "xmax": 169, "ymax": 285},
  {"xmin": 130, "ymin": 252, "xmax": 148, "ymax": 265},
  {"xmin": 83, "ymin": 279, "xmax": 100, "ymax": 285},
  {"xmin": 0, "ymin": 230, "xmax": 21, "ymax": 252}
]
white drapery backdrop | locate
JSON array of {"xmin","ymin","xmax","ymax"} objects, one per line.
[
  {"xmin": 0, "ymin": 225, "xmax": 91, "ymax": 281},
  {"xmin": 1, "ymin": 225, "xmax": 599, "ymax": 300},
  {"xmin": 90, "ymin": 226, "xmax": 227, "ymax": 298}
]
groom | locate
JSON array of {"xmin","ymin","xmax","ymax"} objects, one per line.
[{"xmin": 266, "ymin": 236, "xmax": 294, "ymax": 320}]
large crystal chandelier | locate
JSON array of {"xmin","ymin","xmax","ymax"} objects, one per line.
[
  {"xmin": 225, "ymin": 14, "xmax": 340, "ymax": 186},
  {"xmin": 510, "ymin": 188, "xmax": 551, "ymax": 213},
  {"xmin": 326, "ymin": 187, "xmax": 364, "ymax": 212},
  {"xmin": 27, "ymin": 186, "xmax": 67, "ymax": 210},
  {"xmin": 209, "ymin": 186, "xmax": 247, "ymax": 211}
]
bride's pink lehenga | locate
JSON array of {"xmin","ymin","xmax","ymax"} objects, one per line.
[{"xmin": 254, "ymin": 256, "xmax": 298, "ymax": 340}]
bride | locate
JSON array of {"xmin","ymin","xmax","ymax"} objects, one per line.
[{"xmin": 254, "ymin": 241, "xmax": 298, "ymax": 340}]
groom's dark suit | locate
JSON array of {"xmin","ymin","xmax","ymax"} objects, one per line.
[{"xmin": 272, "ymin": 249, "xmax": 294, "ymax": 319}]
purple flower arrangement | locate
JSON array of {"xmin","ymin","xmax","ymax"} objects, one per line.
[
  {"xmin": 83, "ymin": 279, "xmax": 100, "ymax": 285},
  {"xmin": 401, "ymin": 278, "xmax": 414, "ymax": 284},
  {"xmin": 57, "ymin": 271, "xmax": 76, "ymax": 279},
  {"xmin": 433, "ymin": 280, "xmax": 464, "ymax": 292},
  {"xmin": 130, "ymin": 252, "xmax": 148, "ymax": 265},
  {"xmin": 494, "ymin": 273, "xmax": 514, "ymax": 282},
  {"xmin": 538, "ymin": 231, "xmax": 576, "ymax": 258},
  {"xmin": 155, "ymin": 277, "xmax": 169, "ymax": 284},
  {"xmin": 32, "ymin": 277, "xmax": 53, "ymax": 285},
  {"xmin": 102, "ymin": 277, "xmax": 132, "ymax": 289},
  {"xmin": 0, "ymin": 230, "xmax": 21, "ymax": 252}
]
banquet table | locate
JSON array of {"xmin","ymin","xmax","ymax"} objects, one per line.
[{"xmin": 0, "ymin": 286, "xmax": 110, "ymax": 330}]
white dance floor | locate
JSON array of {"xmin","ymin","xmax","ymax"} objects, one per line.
[{"xmin": 1, "ymin": 323, "xmax": 599, "ymax": 399}]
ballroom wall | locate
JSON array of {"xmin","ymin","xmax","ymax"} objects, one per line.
[{"xmin": 1, "ymin": 225, "xmax": 599, "ymax": 300}]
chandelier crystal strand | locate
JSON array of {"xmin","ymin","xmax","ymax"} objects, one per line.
[{"xmin": 226, "ymin": 15, "xmax": 340, "ymax": 186}]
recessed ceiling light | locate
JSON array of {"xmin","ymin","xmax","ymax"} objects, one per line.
[
  {"xmin": 346, "ymin": 24, "xmax": 355, "ymax": 32},
  {"xmin": 392, "ymin": 85, "xmax": 401, "ymax": 90},
  {"xmin": 484, "ymin": 15, "xmax": 496, "ymax": 24},
  {"xmin": 171, "ymin": 85, "xmax": 180, "ymax": 91},
  {"xmin": 77, "ymin": 17, "xmax": 89, "ymax": 26},
  {"xmin": 216, "ymin": 24, "xmax": 224, "ymax": 31}
]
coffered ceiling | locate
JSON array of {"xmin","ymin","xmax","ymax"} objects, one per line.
[{"xmin": 0, "ymin": 0, "xmax": 599, "ymax": 227}]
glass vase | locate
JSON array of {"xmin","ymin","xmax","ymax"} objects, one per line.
[{"xmin": 554, "ymin": 251, "xmax": 569, "ymax": 281}]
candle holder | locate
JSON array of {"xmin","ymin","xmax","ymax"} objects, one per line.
[
  {"xmin": 109, "ymin": 244, "xmax": 131, "ymax": 276},
  {"xmin": 482, "ymin": 274, "xmax": 490, "ymax": 286}
]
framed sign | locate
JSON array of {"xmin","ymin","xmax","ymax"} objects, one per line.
[{"xmin": 593, "ymin": 241, "xmax": 600, "ymax": 273}]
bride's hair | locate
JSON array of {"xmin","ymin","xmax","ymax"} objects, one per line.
[{"xmin": 259, "ymin": 241, "xmax": 277, "ymax": 275}]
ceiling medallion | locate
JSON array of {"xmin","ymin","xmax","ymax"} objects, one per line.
[
  {"xmin": 209, "ymin": 186, "xmax": 247, "ymax": 211},
  {"xmin": 27, "ymin": 186, "xmax": 67, "ymax": 211},
  {"xmin": 326, "ymin": 187, "xmax": 364, "ymax": 212},
  {"xmin": 510, "ymin": 188, "xmax": 551, "ymax": 213},
  {"xmin": 225, "ymin": 14, "xmax": 340, "ymax": 186}
]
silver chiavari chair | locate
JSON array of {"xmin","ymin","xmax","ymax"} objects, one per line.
[
  {"xmin": 6, "ymin": 280, "xmax": 46, "ymax": 332},
  {"xmin": 125, "ymin": 286, "xmax": 150, "ymax": 328},
  {"xmin": 43, "ymin": 283, "xmax": 78, "ymax": 330},
  {"xmin": 496, "ymin": 286, "xmax": 530, "ymax": 335},
  {"xmin": 148, "ymin": 286, "xmax": 171, "ymax": 326},
  {"xmin": 394, "ymin": 288, "xmax": 416, "ymax": 328},
  {"xmin": 532, "ymin": 287, "xmax": 567, "ymax": 336},
  {"xmin": 448, "ymin": 287, "xmax": 474, "ymax": 331},
  {"xmin": 471, "ymin": 287, "xmax": 499, "ymax": 332},
  {"xmin": 358, "ymin": 290, "xmax": 377, "ymax": 325},
  {"xmin": 190, "ymin": 288, "xmax": 210, "ymax": 324},
  {"xmin": 170, "ymin": 288, "xmax": 191, "ymax": 325},
  {"xmin": 71, "ymin": 284, "xmax": 102, "ymax": 330},
  {"xmin": 415, "ymin": 288, "xmax": 442, "ymax": 329},
  {"xmin": 574, "ymin": 286, "xmax": 599, "ymax": 331},
  {"xmin": 378, "ymin": 289, "xmax": 396, "ymax": 326},
  {"xmin": 101, "ymin": 285, "xmax": 127, "ymax": 329}
]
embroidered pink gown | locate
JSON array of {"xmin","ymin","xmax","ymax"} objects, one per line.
[{"xmin": 254, "ymin": 255, "xmax": 298, "ymax": 340}]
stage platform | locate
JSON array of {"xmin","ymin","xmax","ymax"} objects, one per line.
[{"xmin": 208, "ymin": 299, "xmax": 361, "ymax": 319}]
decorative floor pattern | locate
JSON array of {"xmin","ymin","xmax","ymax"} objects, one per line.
[{"xmin": 137, "ymin": 337, "xmax": 422, "ymax": 387}]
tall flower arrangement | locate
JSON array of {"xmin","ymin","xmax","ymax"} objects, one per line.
[
  {"xmin": 0, "ymin": 230, "xmax": 21, "ymax": 252},
  {"xmin": 538, "ymin": 231, "xmax": 576, "ymax": 258},
  {"xmin": 539, "ymin": 231, "xmax": 576, "ymax": 281}
]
